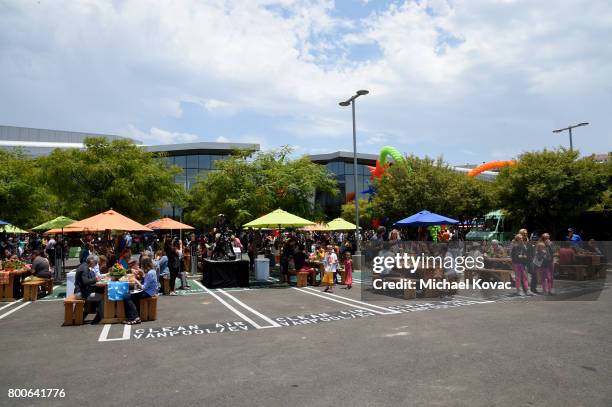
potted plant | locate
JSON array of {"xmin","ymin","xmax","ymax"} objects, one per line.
[
  {"xmin": 109, "ymin": 263, "xmax": 127, "ymax": 281},
  {"xmin": 4, "ymin": 259, "xmax": 26, "ymax": 271}
]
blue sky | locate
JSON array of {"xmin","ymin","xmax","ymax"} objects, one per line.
[{"xmin": 1, "ymin": 0, "xmax": 610, "ymax": 164}]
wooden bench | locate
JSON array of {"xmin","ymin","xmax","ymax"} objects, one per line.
[
  {"xmin": 161, "ymin": 278, "xmax": 170, "ymax": 295},
  {"xmin": 557, "ymin": 264, "xmax": 588, "ymax": 281},
  {"xmin": 139, "ymin": 296, "xmax": 158, "ymax": 321},
  {"xmin": 381, "ymin": 276, "xmax": 416, "ymax": 299},
  {"xmin": 63, "ymin": 294, "xmax": 85, "ymax": 326},
  {"xmin": 22, "ymin": 280, "xmax": 45, "ymax": 301},
  {"xmin": 296, "ymin": 271, "xmax": 309, "ymax": 287}
]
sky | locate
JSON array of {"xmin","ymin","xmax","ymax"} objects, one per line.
[{"xmin": 1, "ymin": 0, "xmax": 611, "ymax": 165}]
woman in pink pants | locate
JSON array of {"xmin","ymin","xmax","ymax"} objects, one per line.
[{"xmin": 511, "ymin": 234, "xmax": 530, "ymax": 295}]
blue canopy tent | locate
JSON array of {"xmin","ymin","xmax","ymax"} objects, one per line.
[
  {"xmin": 393, "ymin": 210, "xmax": 459, "ymax": 227},
  {"xmin": 0, "ymin": 220, "xmax": 8, "ymax": 225}
]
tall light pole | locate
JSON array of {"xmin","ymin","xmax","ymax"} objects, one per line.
[
  {"xmin": 339, "ymin": 89, "xmax": 369, "ymax": 258},
  {"xmin": 552, "ymin": 122, "xmax": 589, "ymax": 151}
]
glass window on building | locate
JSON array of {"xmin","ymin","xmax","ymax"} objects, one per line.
[
  {"xmin": 174, "ymin": 155, "xmax": 186, "ymax": 168},
  {"xmin": 186, "ymin": 154, "xmax": 199, "ymax": 169},
  {"xmin": 199, "ymin": 154, "xmax": 210, "ymax": 169},
  {"xmin": 345, "ymin": 163, "xmax": 354, "ymax": 175},
  {"xmin": 175, "ymin": 175, "xmax": 187, "ymax": 189}
]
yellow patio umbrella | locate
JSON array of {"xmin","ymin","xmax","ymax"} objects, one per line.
[
  {"xmin": 301, "ymin": 222, "xmax": 330, "ymax": 232},
  {"xmin": 326, "ymin": 217, "xmax": 359, "ymax": 231},
  {"xmin": 243, "ymin": 209, "xmax": 315, "ymax": 229},
  {"xmin": 0, "ymin": 224, "xmax": 27, "ymax": 234}
]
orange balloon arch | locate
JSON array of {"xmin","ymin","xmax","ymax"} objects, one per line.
[{"xmin": 467, "ymin": 160, "xmax": 517, "ymax": 177}]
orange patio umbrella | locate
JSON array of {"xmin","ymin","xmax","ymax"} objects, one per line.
[
  {"xmin": 44, "ymin": 226, "xmax": 85, "ymax": 235},
  {"xmin": 66, "ymin": 209, "xmax": 153, "ymax": 232},
  {"xmin": 145, "ymin": 217, "xmax": 194, "ymax": 231}
]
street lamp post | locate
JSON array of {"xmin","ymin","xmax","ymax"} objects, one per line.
[
  {"xmin": 339, "ymin": 90, "xmax": 369, "ymax": 260},
  {"xmin": 552, "ymin": 122, "xmax": 589, "ymax": 151}
]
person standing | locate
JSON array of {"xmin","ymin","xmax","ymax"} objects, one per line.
[
  {"xmin": 343, "ymin": 251, "xmax": 353, "ymax": 289},
  {"xmin": 511, "ymin": 234, "xmax": 531, "ymax": 296},
  {"xmin": 165, "ymin": 238, "xmax": 180, "ymax": 295},
  {"xmin": 45, "ymin": 236, "xmax": 56, "ymax": 268},
  {"xmin": 188, "ymin": 234, "xmax": 199, "ymax": 275},
  {"xmin": 539, "ymin": 234, "xmax": 555, "ymax": 295},
  {"xmin": 322, "ymin": 245, "xmax": 338, "ymax": 293}
]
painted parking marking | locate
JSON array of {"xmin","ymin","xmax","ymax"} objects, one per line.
[
  {"xmin": 217, "ymin": 290, "xmax": 281, "ymax": 328},
  {"xmin": 131, "ymin": 321, "xmax": 251, "ymax": 340},
  {"xmin": 192, "ymin": 280, "xmax": 270, "ymax": 329},
  {"xmin": 0, "ymin": 301, "xmax": 31, "ymax": 320},
  {"xmin": 98, "ymin": 324, "xmax": 132, "ymax": 342},
  {"xmin": 0, "ymin": 300, "xmax": 21, "ymax": 312},
  {"xmin": 302, "ymin": 286, "xmax": 401, "ymax": 314},
  {"xmin": 292, "ymin": 287, "xmax": 396, "ymax": 315}
]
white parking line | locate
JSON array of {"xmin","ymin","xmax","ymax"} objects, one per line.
[
  {"xmin": 293, "ymin": 287, "xmax": 397, "ymax": 315},
  {"xmin": 302, "ymin": 286, "xmax": 401, "ymax": 314},
  {"xmin": 217, "ymin": 290, "xmax": 281, "ymax": 328},
  {"xmin": 0, "ymin": 301, "xmax": 31, "ymax": 320},
  {"xmin": 98, "ymin": 324, "xmax": 132, "ymax": 342},
  {"xmin": 0, "ymin": 300, "xmax": 21, "ymax": 312},
  {"xmin": 192, "ymin": 280, "xmax": 269, "ymax": 329}
]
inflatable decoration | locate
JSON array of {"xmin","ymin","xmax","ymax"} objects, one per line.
[
  {"xmin": 467, "ymin": 160, "xmax": 516, "ymax": 177},
  {"xmin": 367, "ymin": 146, "xmax": 407, "ymax": 180}
]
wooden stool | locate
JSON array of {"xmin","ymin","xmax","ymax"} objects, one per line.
[
  {"xmin": 162, "ymin": 278, "xmax": 170, "ymax": 295},
  {"xmin": 22, "ymin": 281, "xmax": 44, "ymax": 301},
  {"xmin": 63, "ymin": 295, "xmax": 85, "ymax": 326},
  {"xmin": 140, "ymin": 296, "xmax": 158, "ymax": 321},
  {"xmin": 43, "ymin": 278, "xmax": 54, "ymax": 295},
  {"xmin": 297, "ymin": 271, "xmax": 309, "ymax": 288}
]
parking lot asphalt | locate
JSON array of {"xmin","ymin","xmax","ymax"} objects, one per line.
[{"xmin": 1, "ymin": 271, "xmax": 611, "ymax": 407}]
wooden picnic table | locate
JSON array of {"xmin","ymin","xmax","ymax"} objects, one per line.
[
  {"xmin": 0, "ymin": 268, "xmax": 32, "ymax": 302},
  {"xmin": 95, "ymin": 280, "xmax": 133, "ymax": 324}
]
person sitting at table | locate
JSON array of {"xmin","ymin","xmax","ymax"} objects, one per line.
[
  {"xmin": 128, "ymin": 259, "xmax": 144, "ymax": 282},
  {"xmin": 74, "ymin": 255, "xmax": 104, "ymax": 324},
  {"xmin": 30, "ymin": 250, "xmax": 52, "ymax": 279},
  {"xmin": 118, "ymin": 248, "xmax": 132, "ymax": 269},
  {"xmin": 293, "ymin": 244, "xmax": 315, "ymax": 285},
  {"xmin": 485, "ymin": 240, "xmax": 507, "ymax": 258},
  {"xmin": 558, "ymin": 243, "xmax": 576, "ymax": 265},
  {"xmin": 123, "ymin": 257, "xmax": 158, "ymax": 325}
]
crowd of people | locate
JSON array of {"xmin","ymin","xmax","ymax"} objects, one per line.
[{"xmin": 0, "ymin": 222, "xmax": 607, "ymax": 322}]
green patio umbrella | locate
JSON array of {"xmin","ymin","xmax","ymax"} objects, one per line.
[
  {"xmin": 32, "ymin": 216, "xmax": 77, "ymax": 231},
  {"xmin": 0, "ymin": 224, "xmax": 27, "ymax": 234},
  {"xmin": 326, "ymin": 217, "xmax": 360, "ymax": 231},
  {"xmin": 243, "ymin": 209, "xmax": 315, "ymax": 229}
]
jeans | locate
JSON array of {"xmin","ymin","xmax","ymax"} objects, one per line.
[{"xmin": 124, "ymin": 291, "xmax": 151, "ymax": 321}]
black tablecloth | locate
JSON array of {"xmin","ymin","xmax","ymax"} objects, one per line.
[{"xmin": 202, "ymin": 259, "xmax": 250, "ymax": 288}]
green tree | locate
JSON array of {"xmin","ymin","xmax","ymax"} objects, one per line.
[
  {"xmin": 495, "ymin": 148, "xmax": 609, "ymax": 234},
  {"xmin": 341, "ymin": 199, "xmax": 376, "ymax": 227},
  {"xmin": 185, "ymin": 146, "xmax": 338, "ymax": 227},
  {"xmin": 0, "ymin": 149, "xmax": 51, "ymax": 228},
  {"xmin": 370, "ymin": 156, "xmax": 495, "ymax": 223},
  {"xmin": 39, "ymin": 137, "xmax": 184, "ymax": 222}
]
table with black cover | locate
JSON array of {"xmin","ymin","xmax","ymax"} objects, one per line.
[{"xmin": 202, "ymin": 259, "xmax": 250, "ymax": 288}]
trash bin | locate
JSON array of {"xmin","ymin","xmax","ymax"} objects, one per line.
[
  {"xmin": 66, "ymin": 271, "xmax": 76, "ymax": 296},
  {"xmin": 255, "ymin": 257, "xmax": 270, "ymax": 281}
]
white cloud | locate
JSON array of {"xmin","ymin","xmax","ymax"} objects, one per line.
[
  {"xmin": 0, "ymin": 0, "xmax": 610, "ymax": 161},
  {"xmin": 215, "ymin": 136, "xmax": 230, "ymax": 142},
  {"xmin": 128, "ymin": 125, "xmax": 199, "ymax": 145}
]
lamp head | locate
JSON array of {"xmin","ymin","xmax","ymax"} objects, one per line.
[
  {"xmin": 356, "ymin": 90, "xmax": 369, "ymax": 96},
  {"xmin": 339, "ymin": 101, "xmax": 351, "ymax": 107}
]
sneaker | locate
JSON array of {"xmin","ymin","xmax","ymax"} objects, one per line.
[
  {"xmin": 525, "ymin": 291, "xmax": 534, "ymax": 296},
  {"xmin": 169, "ymin": 291, "xmax": 178, "ymax": 296}
]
